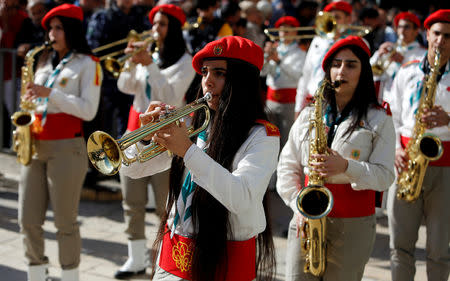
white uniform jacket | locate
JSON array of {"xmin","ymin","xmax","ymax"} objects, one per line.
[
  {"xmin": 34, "ymin": 53, "xmax": 102, "ymax": 121},
  {"xmin": 277, "ymin": 106, "xmax": 396, "ymax": 213},
  {"xmin": 390, "ymin": 56, "xmax": 450, "ymax": 149},
  {"xmin": 294, "ymin": 36, "xmax": 334, "ymax": 112},
  {"xmin": 117, "ymin": 52, "xmax": 195, "ymax": 111},
  {"xmin": 371, "ymin": 41, "xmax": 426, "ymax": 103},
  {"xmin": 121, "ymin": 124, "xmax": 280, "ymax": 241},
  {"xmin": 261, "ymin": 42, "xmax": 306, "ymax": 90}
]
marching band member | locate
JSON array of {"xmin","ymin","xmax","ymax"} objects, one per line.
[
  {"xmin": 277, "ymin": 36, "xmax": 395, "ymax": 281},
  {"xmin": 19, "ymin": 4, "xmax": 101, "ymax": 281},
  {"xmin": 387, "ymin": 9, "xmax": 450, "ymax": 281},
  {"xmin": 120, "ymin": 36, "xmax": 279, "ymax": 281},
  {"xmin": 294, "ymin": 1, "xmax": 354, "ymax": 119},
  {"xmin": 370, "ymin": 11, "xmax": 426, "ymax": 104},
  {"xmin": 114, "ymin": 4, "xmax": 195, "ymax": 279},
  {"xmin": 261, "ymin": 15, "xmax": 306, "ymax": 147}
]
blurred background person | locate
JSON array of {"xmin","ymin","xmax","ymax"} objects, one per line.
[
  {"xmin": 261, "ymin": 15, "xmax": 306, "ymax": 236},
  {"xmin": 18, "ymin": 4, "xmax": 101, "ymax": 280},
  {"xmin": 85, "ymin": 0, "xmax": 151, "ymax": 186},
  {"xmin": 183, "ymin": 0, "xmax": 232, "ymax": 55},
  {"xmin": 262, "ymin": 15, "xmax": 305, "ymax": 149},
  {"xmin": 294, "ymin": 1, "xmax": 354, "ymax": 118},
  {"xmin": 0, "ymin": 0, "xmax": 29, "ymax": 147},
  {"xmin": 370, "ymin": 11, "xmax": 425, "ymax": 104},
  {"xmin": 240, "ymin": 0, "xmax": 265, "ymax": 48},
  {"xmin": 15, "ymin": 0, "xmax": 48, "ymax": 59},
  {"xmin": 114, "ymin": 4, "xmax": 195, "ymax": 279}
]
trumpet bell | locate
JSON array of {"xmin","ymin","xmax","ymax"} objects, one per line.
[{"xmin": 87, "ymin": 131, "xmax": 122, "ymax": 176}]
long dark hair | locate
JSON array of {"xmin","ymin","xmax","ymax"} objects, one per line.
[
  {"xmin": 152, "ymin": 59, "xmax": 275, "ymax": 281},
  {"xmin": 155, "ymin": 13, "xmax": 187, "ymax": 69},
  {"xmin": 322, "ymin": 45, "xmax": 379, "ymax": 138}
]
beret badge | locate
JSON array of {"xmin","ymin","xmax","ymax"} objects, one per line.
[{"xmin": 213, "ymin": 45, "xmax": 223, "ymax": 56}]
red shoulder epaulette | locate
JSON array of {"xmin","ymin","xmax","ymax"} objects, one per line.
[
  {"xmin": 401, "ymin": 59, "xmax": 420, "ymax": 68},
  {"xmin": 374, "ymin": 102, "xmax": 392, "ymax": 116},
  {"xmin": 89, "ymin": 55, "xmax": 100, "ymax": 62},
  {"xmin": 255, "ymin": 119, "xmax": 280, "ymax": 137}
]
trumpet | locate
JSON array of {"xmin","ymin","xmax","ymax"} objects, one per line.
[
  {"xmin": 103, "ymin": 33, "xmax": 159, "ymax": 78},
  {"xmin": 86, "ymin": 93, "xmax": 212, "ymax": 175},
  {"xmin": 371, "ymin": 35, "xmax": 404, "ymax": 76},
  {"xmin": 264, "ymin": 11, "xmax": 371, "ymax": 41}
]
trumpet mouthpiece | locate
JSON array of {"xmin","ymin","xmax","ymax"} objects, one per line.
[{"xmin": 203, "ymin": 92, "xmax": 212, "ymax": 102}]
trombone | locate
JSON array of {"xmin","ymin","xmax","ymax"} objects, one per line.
[
  {"xmin": 86, "ymin": 93, "xmax": 212, "ymax": 176},
  {"xmin": 264, "ymin": 11, "xmax": 371, "ymax": 41},
  {"xmin": 103, "ymin": 33, "xmax": 159, "ymax": 78},
  {"xmin": 92, "ymin": 30, "xmax": 152, "ymax": 55}
]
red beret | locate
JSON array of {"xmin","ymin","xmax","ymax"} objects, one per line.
[
  {"xmin": 192, "ymin": 36, "xmax": 263, "ymax": 74},
  {"xmin": 394, "ymin": 12, "xmax": 421, "ymax": 28},
  {"xmin": 323, "ymin": 1, "xmax": 352, "ymax": 15},
  {"xmin": 41, "ymin": 4, "xmax": 83, "ymax": 30},
  {"xmin": 275, "ymin": 16, "xmax": 300, "ymax": 28},
  {"xmin": 149, "ymin": 4, "xmax": 186, "ymax": 26},
  {"xmin": 424, "ymin": 9, "xmax": 450, "ymax": 29},
  {"xmin": 322, "ymin": 35, "xmax": 370, "ymax": 71}
]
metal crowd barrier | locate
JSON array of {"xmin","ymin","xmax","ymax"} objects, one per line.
[{"xmin": 0, "ymin": 48, "xmax": 19, "ymax": 151}]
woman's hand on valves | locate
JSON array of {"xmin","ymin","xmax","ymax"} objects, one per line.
[
  {"xmin": 309, "ymin": 148, "xmax": 349, "ymax": 177},
  {"xmin": 24, "ymin": 82, "xmax": 51, "ymax": 100},
  {"xmin": 139, "ymin": 101, "xmax": 173, "ymax": 141}
]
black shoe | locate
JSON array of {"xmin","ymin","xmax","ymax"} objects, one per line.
[{"xmin": 114, "ymin": 269, "xmax": 146, "ymax": 279}]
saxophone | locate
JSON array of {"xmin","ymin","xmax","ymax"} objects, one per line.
[
  {"xmin": 296, "ymin": 79, "xmax": 336, "ymax": 276},
  {"xmin": 396, "ymin": 50, "xmax": 443, "ymax": 202},
  {"xmin": 11, "ymin": 42, "xmax": 51, "ymax": 165}
]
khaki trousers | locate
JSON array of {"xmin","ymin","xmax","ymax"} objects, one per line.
[
  {"xmin": 285, "ymin": 214, "xmax": 376, "ymax": 281},
  {"xmin": 119, "ymin": 170, "xmax": 170, "ymax": 240},
  {"xmin": 387, "ymin": 166, "xmax": 450, "ymax": 281},
  {"xmin": 18, "ymin": 138, "xmax": 88, "ymax": 269}
]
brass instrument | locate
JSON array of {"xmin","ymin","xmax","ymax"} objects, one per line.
[
  {"xmin": 371, "ymin": 35, "xmax": 404, "ymax": 76},
  {"xmin": 92, "ymin": 30, "xmax": 152, "ymax": 54},
  {"xmin": 183, "ymin": 17, "xmax": 202, "ymax": 30},
  {"xmin": 396, "ymin": 50, "xmax": 443, "ymax": 202},
  {"xmin": 296, "ymin": 79, "xmax": 336, "ymax": 276},
  {"xmin": 11, "ymin": 42, "xmax": 52, "ymax": 165},
  {"xmin": 92, "ymin": 30, "xmax": 155, "ymax": 78},
  {"xmin": 87, "ymin": 93, "xmax": 212, "ymax": 175},
  {"xmin": 104, "ymin": 33, "xmax": 159, "ymax": 78},
  {"xmin": 264, "ymin": 11, "xmax": 371, "ymax": 41}
]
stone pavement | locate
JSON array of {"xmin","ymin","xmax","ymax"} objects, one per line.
[{"xmin": 0, "ymin": 152, "xmax": 428, "ymax": 281}]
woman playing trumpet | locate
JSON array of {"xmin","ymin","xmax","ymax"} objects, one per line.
[
  {"xmin": 114, "ymin": 4, "xmax": 196, "ymax": 279},
  {"xmin": 19, "ymin": 4, "xmax": 102, "ymax": 281},
  {"xmin": 277, "ymin": 36, "xmax": 395, "ymax": 281},
  {"xmin": 120, "ymin": 36, "xmax": 279, "ymax": 281}
]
